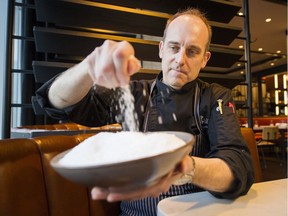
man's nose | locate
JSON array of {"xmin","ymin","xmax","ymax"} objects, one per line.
[{"xmin": 175, "ymin": 49, "xmax": 186, "ymax": 64}]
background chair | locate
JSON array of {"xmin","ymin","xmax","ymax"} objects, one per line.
[
  {"xmin": 240, "ymin": 127, "xmax": 262, "ymax": 183},
  {"xmin": 257, "ymin": 126, "xmax": 280, "ymax": 168}
]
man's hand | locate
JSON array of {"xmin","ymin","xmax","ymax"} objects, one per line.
[
  {"xmin": 90, "ymin": 156, "xmax": 192, "ymax": 202},
  {"xmin": 86, "ymin": 40, "xmax": 141, "ymax": 89}
]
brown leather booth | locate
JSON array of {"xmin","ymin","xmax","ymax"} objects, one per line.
[
  {"xmin": 1, "ymin": 127, "xmax": 261, "ymax": 215},
  {"xmin": 0, "ymin": 133, "xmax": 120, "ymax": 216}
]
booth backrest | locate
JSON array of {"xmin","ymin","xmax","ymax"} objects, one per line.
[
  {"xmin": 34, "ymin": 135, "xmax": 90, "ymax": 216},
  {"xmin": 0, "ymin": 138, "xmax": 49, "ymax": 216},
  {"xmin": 0, "ymin": 134, "xmax": 120, "ymax": 216}
]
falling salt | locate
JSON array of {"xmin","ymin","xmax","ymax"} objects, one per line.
[
  {"xmin": 172, "ymin": 113, "xmax": 177, "ymax": 122},
  {"xmin": 142, "ymin": 88, "xmax": 147, "ymax": 97},
  {"xmin": 158, "ymin": 116, "xmax": 163, "ymax": 124},
  {"xmin": 117, "ymin": 85, "xmax": 139, "ymax": 131},
  {"xmin": 140, "ymin": 105, "xmax": 144, "ymax": 113}
]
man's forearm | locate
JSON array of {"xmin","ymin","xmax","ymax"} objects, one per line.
[
  {"xmin": 191, "ymin": 157, "xmax": 234, "ymax": 193},
  {"xmin": 48, "ymin": 60, "xmax": 93, "ymax": 109}
]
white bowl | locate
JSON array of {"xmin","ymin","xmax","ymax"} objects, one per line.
[{"xmin": 50, "ymin": 131, "xmax": 195, "ymax": 191}]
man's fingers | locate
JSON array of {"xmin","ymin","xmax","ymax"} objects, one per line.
[
  {"xmin": 91, "ymin": 187, "xmax": 109, "ymax": 200},
  {"xmin": 112, "ymin": 41, "xmax": 136, "ymax": 86},
  {"xmin": 107, "ymin": 185, "xmax": 162, "ymax": 202},
  {"xmin": 106, "ymin": 172, "xmax": 176, "ymax": 202},
  {"xmin": 127, "ymin": 55, "xmax": 141, "ymax": 75},
  {"xmin": 91, "ymin": 158, "xmax": 189, "ymax": 202}
]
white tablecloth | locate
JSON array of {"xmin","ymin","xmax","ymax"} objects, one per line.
[{"xmin": 157, "ymin": 179, "xmax": 288, "ymax": 216}]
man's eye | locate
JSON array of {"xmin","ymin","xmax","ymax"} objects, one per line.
[
  {"xmin": 170, "ymin": 46, "xmax": 179, "ymax": 51},
  {"xmin": 187, "ymin": 49, "xmax": 198, "ymax": 56}
]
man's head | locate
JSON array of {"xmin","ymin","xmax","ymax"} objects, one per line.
[{"xmin": 159, "ymin": 8, "xmax": 212, "ymax": 89}]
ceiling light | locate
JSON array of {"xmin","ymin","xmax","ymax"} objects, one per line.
[
  {"xmin": 238, "ymin": 12, "xmax": 244, "ymax": 16},
  {"xmin": 258, "ymin": 48, "xmax": 263, "ymax": 51},
  {"xmin": 276, "ymin": 50, "xmax": 281, "ymax": 54},
  {"xmin": 265, "ymin": 18, "xmax": 272, "ymax": 22},
  {"xmin": 237, "ymin": 63, "xmax": 241, "ymax": 66},
  {"xmin": 240, "ymin": 71, "xmax": 244, "ymax": 74},
  {"xmin": 270, "ymin": 62, "xmax": 275, "ymax": 66},
  {"xmin": 239, "ymin": 45, "xmax": 244, "ymax": 49}
]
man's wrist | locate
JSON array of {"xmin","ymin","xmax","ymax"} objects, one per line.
[
  {"xmin": 173, "ymin": 156, "xmax": 196, "ymax": 185},
  {"xmin": 189, "ymin": 156, "xmax": 196, "ymax": 179},
  {"xmin": 184, "ymin": 156, "xmax": 196, "ymax": 182}
]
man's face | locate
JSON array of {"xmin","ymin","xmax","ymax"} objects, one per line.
[{"xmin": 159, "ymin": 15, "xmax": 211, "ymax": 89}]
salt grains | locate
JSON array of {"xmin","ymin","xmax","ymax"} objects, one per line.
[
  {"xmin": 158, "ymin": 116, "xmax": 163, "ymax": 125},
  {"xmin": 172, "ymin": 113, "xmax": 177, "ymax": 122},
  {"xmin": 59, "ymin": 132, "xmax": 185, "ymax": 167},
  {"xmin": 117, "ymin": 85, "xmax": 139, "ymax": 131}
]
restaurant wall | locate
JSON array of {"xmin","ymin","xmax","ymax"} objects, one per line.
[{"xmin": 233, "ymin": 70, "xmax": 288, "ymax": 118}]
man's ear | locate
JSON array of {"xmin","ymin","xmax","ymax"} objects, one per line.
[
  {"xmin": 159, "ymin": 41, "xmax": 164, "ymax": 59},
  {"xmin": 201, "ymin": 51, "xmax": 211, "ymax": 69}
]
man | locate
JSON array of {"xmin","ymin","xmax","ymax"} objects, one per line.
[{"xmin": 36, "ymin": 8, "xmax": 254, "ymax": 216}]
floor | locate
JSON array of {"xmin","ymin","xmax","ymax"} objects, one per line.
[{"xmin": 260, "ymin": 153, "xmax": 287, "ymax": 182}]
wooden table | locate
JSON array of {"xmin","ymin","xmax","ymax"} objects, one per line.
[
  {"xmin": 157, "ymin": 179, "xmax": 287, "ymax": 216},
  {"xmin": 10, "ymin": 124, "xmax": 121, "ymax": 138}
]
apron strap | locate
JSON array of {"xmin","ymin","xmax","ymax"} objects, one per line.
[
  {"xmin": 192, "ymin": 82, "xmax": 202, "ymax": 156},
  {"xmin": 143, "ymin": 80, "xmax": 156, "ymax": 132}
]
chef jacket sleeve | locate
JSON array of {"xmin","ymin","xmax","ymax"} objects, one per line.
[
  {"xmin": 205, "ymin": 84, "xmax": 254, "ymax": 199},
  {"xmin": 35, "ymin": 75, "xmax": 114, "ymax": 127}
]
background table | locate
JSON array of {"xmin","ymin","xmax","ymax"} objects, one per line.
[
  {"xmin": 253, "ymin": 125, "xmax": 287, "ymax": 160},
  {"xmin": 157, "ymin": 178, "xmax": 287, "ymax": 216}
]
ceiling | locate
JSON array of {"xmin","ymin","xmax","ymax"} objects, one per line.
[{"xmin": 226, "ymin": 0, "xmax": 287, "ymax": 77}]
